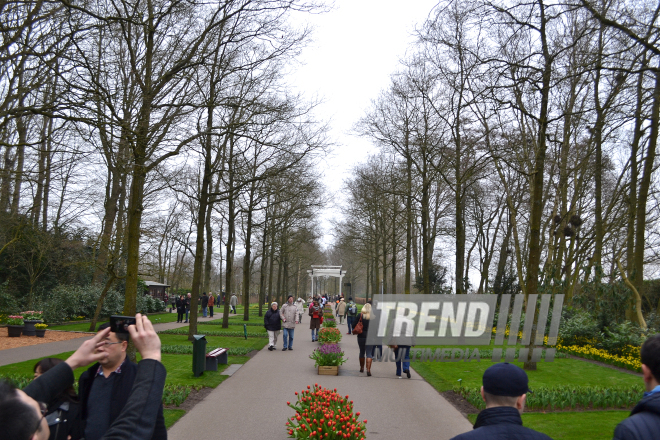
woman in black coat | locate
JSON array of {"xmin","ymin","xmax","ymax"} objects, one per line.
[
  {"xmin": 176, "ymin": 295, "xmax": 185, "ymax": 323},
  {"xmin": 264, "ymin": 302, "xmax": 282, "ymax": 351},
  {"xmin": 33, "ymin": 358, "xmax": 81, "ymax": 440}
]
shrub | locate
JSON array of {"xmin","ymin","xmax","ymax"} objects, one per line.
[
  {"xmin": 286, "ymin": 384, "xmax": 367, "ymax": 439},
  {"xmin": 39, "ymin": 284, "xmax": 165, "ymax": 323},
  {"xmin": 598, "ymin": 321, "xmax": 644, "ymax": 356},
  {"xmin": 558, "ymin": 308, "xmax": 600, "ymax": 346},
  {"xmin": 0, "ymin": 282, "xmax": 19, "ymax": 315}
]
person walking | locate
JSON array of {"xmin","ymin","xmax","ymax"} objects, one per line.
[
  {"xmin": 346, "ymin": 297, "xmax": 358, "ymax": 335},
  {"xmin": 230, "ymin": 293, "xmax": 238, "ymax": 314},
  {"xmin": 201, "ymin": 292, "xmax": 209, "ymax": 318},
  {"xmin": 309, "ymin": 298, "xmax": 321, "ymax": 342},
  {"xmin": 208, "ymin": 292, "xmax": 214, "ymax": 318},
  {"xmin": 295, "ymin": 297, "xmax": 306, "ymax": 323},
  {"xmin": 176, "ymin": 295, "xmax": 185, "ymax": 323},
  {"xmin": 355, "ymin": 301, "xmax": 375, "ymax": 376},
  {"xmin": 450, "ymin": 363, "xmax": 552, "ymax": 440},
  {"xmin": 184, "ymin": 293, "xmax": 191, "ymax": 323},
  {"xmin": 394, "ymin": 345, "xmax": 412, "ymax": 379},
  {"xmin": 336, "ymin": 297, "xmax": 346, "ymax": 325},
  {"xmin": 264, "ymin": 302, "xmax": 282, "ymax": 351},
  {"xmin": 613, "ymin": 334, "xmax": 660, "ymax": 440},
  {"xmin": 280, "ymin": 296, "xmax": 297, "ymax": 351}
]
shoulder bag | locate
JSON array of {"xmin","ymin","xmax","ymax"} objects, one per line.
[{"xmin": 352, "ymin": 315, "xmax": 363, "ymax": 335}]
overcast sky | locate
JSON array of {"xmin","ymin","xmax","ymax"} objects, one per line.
[{"xmin": 289, "ymin": 1, "xmax": 440, "ymax": 247}]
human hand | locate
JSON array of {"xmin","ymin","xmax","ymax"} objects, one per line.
[
  {"xmin": 128, "ymin": 313, "xmax": 161, "ymax": 362},
  {"xmin": 65, "ymin": 327, "xmax": 111, "ymax": 370}
]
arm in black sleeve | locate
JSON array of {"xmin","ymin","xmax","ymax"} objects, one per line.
[
  {"xmin": 101, "ymin": 359, "xmax": 167, "ymax": 440},
  {"xmin": 23, "ymin": 362, "xmax": 74, "ymax": 403},
  {"xmin": 152, "ymin": 404, "xmax": 168, "ymax": 440}
]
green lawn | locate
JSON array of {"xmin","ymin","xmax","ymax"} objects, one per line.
[
  {"xmin": 163, "ymin": 409, "xmax": 186, "ymax": 428},
  {"xmin": 158, "ymin": 334, "xmax": 267, "ymax": 351},
  {"xmin": 467, "ymin": 411, "xmax": 630, "ymax": 440},
  {"xmin": 0, "ymin": 351, "xmax": 250, "ymax": 388},
  {"xmin": 412, "ymin": 355, "xmax": 639, "ymax": 392},
  {"xmin": 48, "ymin": 312, "xmax": 182, "ymax": 331}
]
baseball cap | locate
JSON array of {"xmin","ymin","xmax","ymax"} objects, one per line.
[{"xmin": 483, "ymin": 363, "xmax": 531, "ymax": 397}]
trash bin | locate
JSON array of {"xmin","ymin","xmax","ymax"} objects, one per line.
[{"xmin": 192, "ymin": 335, "xmax": 207, "ymax": 377}]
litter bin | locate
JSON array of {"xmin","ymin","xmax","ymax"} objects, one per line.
[{"xmin": 192, "ymin": 334, "xmax": 207, "ymax": 377}]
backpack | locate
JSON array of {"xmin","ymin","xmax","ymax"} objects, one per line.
[{"xmin": 349, "ymin": 304, "xmax": 357, "ymax": 315}]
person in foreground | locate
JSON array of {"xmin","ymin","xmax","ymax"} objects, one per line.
[
  {"xmin": 77, "ymin": 321, "xmax": 167, "ymax": 440},
  {"xmin": 31, "ymin": 358, "xmax": 80, "ymax": 440},
  {"xmin": 451, "ymin": 362, "xmax": 553, "ymax": 440},
  {"xmin": 0, "ymin": 314, "xmax": 165, "ymax": 440},
  {"xmin": 613, "ymin": 334, "xmax": 660, "ymax": 440}
]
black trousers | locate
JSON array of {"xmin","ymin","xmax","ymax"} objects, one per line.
[
  {"xmin": 209, "ymin": 306, "xmax": 214, "ymax": 317},
  {"xmin": 177, "ymin": 311, "xmax": 184, "ymax": 322}
]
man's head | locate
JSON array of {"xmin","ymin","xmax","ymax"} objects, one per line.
[
  {"xmin": 348, "ymin": 297, "xmax": 353, "ymax": 301},
  {"xmin": 481, "ymin": 363, "xmax": 530, "ymax": 413},
  {"xmin": 271, "ymin": 302, "xmax": 278, "ymax": 310},
  {"xmin": 288, "ymin": 295, "xmax": 293, "ymax": 304},
  {"xmin": 187, "ymin": 293, "xmax": 191, "ymax": 298},
  {"xmin": 96, "ymin": 322, "xmax": 128, "ymax": 368},
  {"xmin": 203, "ymin": 292, "xmax": 207, "ymax": 297},
  {"xmin": 0, "ymin": 381, "xmax": 49, "ymax": 440},
  {"xmin": 641, "ymin": 334, "xmax": 660, "ymax": 391}
]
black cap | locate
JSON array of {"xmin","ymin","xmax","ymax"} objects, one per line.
[{"xmin": 483, "ymin": 363, "xmax": 530, "ymax": 397}]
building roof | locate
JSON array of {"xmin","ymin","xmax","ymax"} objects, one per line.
[{"xmin": 144, "ymin": 281, "xmax": 171, "ymax": 287}]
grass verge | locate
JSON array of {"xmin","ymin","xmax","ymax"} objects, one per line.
[
  {"xmin": 163, "ymin": 409, "xmax": 186, "ymax": 428},
  {"xmin": 466, "ymin": 411, "xmax": 629, "ymax": 440}
]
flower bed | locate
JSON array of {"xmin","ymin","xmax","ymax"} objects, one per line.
[
  {"xmin": 22, "ymin": 311, "xmax": 43, "ymax": 321},
  {"xmin": 557, "ymin": 343, "xmax": 641, "ymax": 372},
  {"xmin": 453, "ymin": 384, "xmax": 644, "ymax": 411},
  {"xmin": 317, "ymin": 328, "xmax": 341, "ymax": 344},
  {"xmin": 6, "ymin": 315, "xmax": 24, "ymax": 325},
  {"xmin": 286, "ymin": 384, "xmax": 367, "ymax": 439},
  {"xmin": 310, "ymin": 344, "xmax": 346, "ymax": 367},
  {"xmin": 322, "ymin": 316, "xmax": 337, "ymax": 328}
]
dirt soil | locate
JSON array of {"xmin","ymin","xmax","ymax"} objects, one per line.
[
  {"xmin": 0, "ymin": 329, "xmax": 90, "ymax": 350},
  {"xmin": 442, "ymin": 390, "xmax": 480, "ymax": 418}
]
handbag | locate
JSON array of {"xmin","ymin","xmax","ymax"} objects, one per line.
[{"xmin": 352, "ymin": 316, "xmax": 363, "ymax": 335}]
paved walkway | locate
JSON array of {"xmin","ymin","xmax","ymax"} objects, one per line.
[
  {"xmin": 168, "ymin": 310, "xmax": 473, "ymax": 440},
  {"xmin": 0, "ymin": 313, "xmax": 223, "ymax": 366}
]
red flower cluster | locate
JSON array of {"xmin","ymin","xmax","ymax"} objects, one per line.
[{"xmin": 286, "ymin": 384, "xmax": 367, "ymax": 439}]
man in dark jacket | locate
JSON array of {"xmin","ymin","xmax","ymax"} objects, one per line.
[
  {"xmin": 185, "ymin": 293, "xmax": 191, "ymax": 323},
  {"xmin": 264, "ymin": 302, "xmax": 282, "ymax": 351},
  {"xmin": 451, "ymin": 362, "xmax": 553, "ymax": 440},
  {"xmin": 78, "ymin": 322, "xmax": 167, "ymax": 440},
  {"xmin": 614, "ymin": 334, "xmax": 660, "ymax": 440},
  {"xmin": 2, "ymin": 314, "xmax": 166, "ymax": 440},
  {"xmin": 201, "ymin": 292, "xmax": 209, "ymax": 318}
]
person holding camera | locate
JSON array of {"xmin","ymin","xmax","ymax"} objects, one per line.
[
  {"xmin": 1, "ymin": 314, "xmax": 165, "ymax": 440},
  {"xmin": 77, "ymin": 321, "xmax": 167, "ymax": 440}
]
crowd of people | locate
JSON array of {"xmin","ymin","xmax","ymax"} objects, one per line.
[
  {"xmin": 3, "ymin": 303, "xmax": 660, "ymax": 440},
  {"xmin": 172, "ymin": 292, "xmax": 240, "ymax": 323}
]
